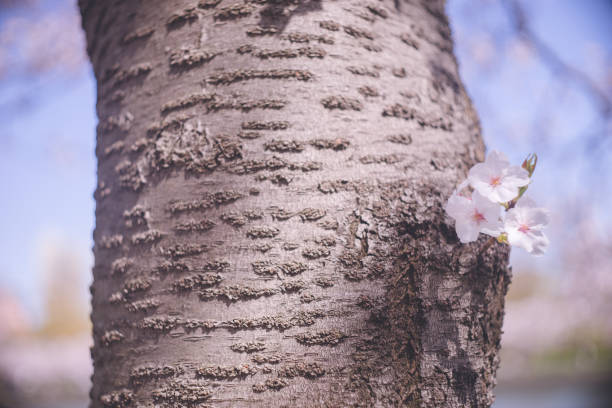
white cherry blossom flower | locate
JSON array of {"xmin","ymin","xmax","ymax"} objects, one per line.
[
  {"xmin": 504, "ymin": 197, "xmax": 550, "ymax": 254},
  {"xmin": 445, "ymin": 190, "xmax": 503, "ymax": 243},
  {"xmin": 468, "ymin": 150, "xmax": 530, "ymax": 203}
]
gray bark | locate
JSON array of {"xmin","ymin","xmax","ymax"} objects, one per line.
[{"xmin": 80, "ymin": 0, "xmax": 511, "ymax": 407}]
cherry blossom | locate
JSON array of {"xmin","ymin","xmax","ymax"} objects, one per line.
[
  {"xmin": 445, "ymin": 190, "xmax": 503, "ymax": 243},
  {"xmin": 504, "ymin": 197, "xmax": 550, "ymax": 255},
  {"xmin": 445, "ymin": 150, "xmax": 548, "ymax": 255},
  {"xmin": 468, "ymin": 150, "xmax": 530, "ymax": 203}
]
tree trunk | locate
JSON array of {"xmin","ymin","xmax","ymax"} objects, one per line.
[{"xmin": 80, "ymin": 0, "xmax": 511, "ymax": 407}]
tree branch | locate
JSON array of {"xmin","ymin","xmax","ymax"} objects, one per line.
[{"xmin": 503, "ymin": 0, "xmax": 612, "ymax": 118}]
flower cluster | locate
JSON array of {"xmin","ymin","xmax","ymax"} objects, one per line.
[{"xmin": 445, "ymin": 150, "xmax": 549, "ymax": 255}]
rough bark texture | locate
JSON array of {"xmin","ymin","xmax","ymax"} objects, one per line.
[{"xmin": 81, "ymin": 0, "xmax": 511, "ymax": 407}]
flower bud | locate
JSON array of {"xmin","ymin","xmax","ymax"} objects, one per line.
[{"xmin": 521, "ymin": 153, "xmax": 538, "ymax": 177}]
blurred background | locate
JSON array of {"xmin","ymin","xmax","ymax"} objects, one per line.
[{"xmin": 0, "ymin": 0, "xmax": 610, "ymax": 407}]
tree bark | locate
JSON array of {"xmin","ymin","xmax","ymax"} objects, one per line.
[{"xmin": 80, "ymin": 0, "xmax": 511, "ymax": 407}]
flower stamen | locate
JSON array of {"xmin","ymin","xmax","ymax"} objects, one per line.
[
  {"xmin": 518, "ymin": 224, "xmax": 530, "ymax": 233},
  {"xmin": 473, "ymin": 210, "xmax": 486, "ymax": 224}
]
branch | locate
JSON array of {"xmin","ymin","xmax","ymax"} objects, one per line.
[{"xmin": 503, "ymin": 0, "xmax": 612, "ymax": 117}]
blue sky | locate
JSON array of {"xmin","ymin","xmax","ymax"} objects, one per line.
[
  {"xmin": 0, "ymin": 0, "xmax": 610, "ymax": 322},
  {"xmin": 0, "ymin": 75, "xmax": 96, "ymax": 321},
  {"xmin": 449, "ymin": 0, "xmax": 612, "ymax": 271}
]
